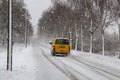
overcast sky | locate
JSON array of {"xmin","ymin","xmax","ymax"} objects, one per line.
[{"xmin": 24, "ymin": 0, "xmax": 52, "ymax": 27}]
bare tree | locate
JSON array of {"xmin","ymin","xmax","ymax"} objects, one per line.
[
  {"xmin": 38, "ymin": 0, "xmax": 120, "ymax": 54},
  {"xmin": 115, "ymin": 0, "xmax": 120, "ymax": 41},
  {"xmin": 84, "ymin": 0, "xmax": 99, "ymax": 53},
  {"xmin": 96, "ymin": 0, "xmax": 118, "ymax": 55}
]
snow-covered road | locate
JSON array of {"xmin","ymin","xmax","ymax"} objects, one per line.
[
  {"xmin": 41, "ymin": 45, "xmax": 120, "ymax": 80},
  {"xmin": 32, "ymin": 44, "xmax": 70, "ymax": 80},
  {"xmin": 0, "ymin": 42, "xmax": 120, "ymax": 80}
]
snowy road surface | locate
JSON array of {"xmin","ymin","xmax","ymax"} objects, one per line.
[{"xmin": 0, "ymin": 42, "xmax": 120, "ymax": 80}]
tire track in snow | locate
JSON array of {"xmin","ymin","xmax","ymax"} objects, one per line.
[
  {"xmin": 32, "ymin": 45, "xmax": 70, "ymax": 80},
  {"xmin": 41, "ymin": 46, "xmax": 103, "ymax": 80},
  {"xmin": 41, "ymin": 49, "xmax": 80, "ymax": 80},
  {"xmin": 70, "ymin": 56, "xmax": 120, "ymax": 80},
  {"xmin": 40, "ymin": 45, "xmax": 120, "ymax": 80},
  {"xmin": 56, "ymin": 57, "xmax": 92, "ymax": 80}
]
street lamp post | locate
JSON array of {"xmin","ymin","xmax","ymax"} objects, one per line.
[{"xmin": 7, "ymin": 0, "xmax": 13, "ymax": 71}]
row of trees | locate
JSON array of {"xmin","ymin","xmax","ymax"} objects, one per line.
[
  {"xmin": 0, "ymin": 0, "xmax": 33, "ymax": 46},
  {"xmin": 38, "ymin": 0, "xmax": 120, "ymax": 55}
]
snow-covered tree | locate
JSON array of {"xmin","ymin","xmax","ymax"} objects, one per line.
[
  {"xmin": 38, "ymin": 0, "xmax": 120, "ymax": 54},
  {"xmin": 0, "ymin": 0, "xmax": 33, "ymax": 46},
  {"xmin": 96, "ymin": 0, "xmax": 119, "ymax": 55}
]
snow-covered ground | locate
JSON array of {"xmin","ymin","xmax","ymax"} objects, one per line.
[
  {"xmin": 0, "ymin": 44, "xmax": 36, "ymax": 80},
  {"xmin": 71, "ymin": 50, "xmax": 120, "ymax": 70},
  {"xmin": 0, "ymin": 43, "xmax": 120, "ymax": 80}
]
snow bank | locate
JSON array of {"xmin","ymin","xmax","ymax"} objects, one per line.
[
  {"xmin": 0, "ymin": 44, "xmax": 35, "ymax": 80},
  {"xmin": 0, "ymin": 48, "xmax": 7, "ymax": 70},
  {"xmin": 71, "ymin": 50, "xmax": 120, "ymax": 71}
]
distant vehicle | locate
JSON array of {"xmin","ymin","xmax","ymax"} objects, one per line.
[{"xmin": 50, "ymin": 38, "xmax": 70, "ymax": 56}]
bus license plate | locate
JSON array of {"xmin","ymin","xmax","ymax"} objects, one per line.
[{"xmin": 59, "ymin": 46, "xmax": 65, "ymax": 48}]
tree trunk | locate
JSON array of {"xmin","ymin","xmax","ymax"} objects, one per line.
[
  {"xmin": 25, "ymin": 15, "xmax": 28, "ymax": 48},
  {"xmin": 90, "ymin": 32, "xmax": 93, "ymax": 53},
  {"xmin": 117, "ymin": 0, "xmax": 120, "ymax": 4},
  {"xmin": 75, "ymin": 35, "xmax": 78, "ymax": 51},
  {"xmin": 2, "ymin": 39, "xmax": 4, "ymax": 46},
  {"xmin": 69, "ymin": 30, "xmax": 72, "ymax": 50},
  {"xmin": 119, "ymin": 24, "xmax": 120, "ymax": 42},
  {"xmin": 102, "ymin": 31, "xmax": 105, "ymax": 56},
  {"xmin": 75, "ymin": 24, "xmax": 78, "ymax": 51},
  {"xmin": 81, "ymin": 25, "xmax": 83, "ymax": 52},
  {"xmin": 62, "ymin": 32, "xmax": 63, "ymax": 38}
]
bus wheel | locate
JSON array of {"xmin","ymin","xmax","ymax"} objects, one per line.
[{"xmin": 52, "ymin": 52, "xmax": 55, "ymax": 56}]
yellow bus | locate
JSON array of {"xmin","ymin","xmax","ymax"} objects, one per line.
[{"xmin": 50, "ymin": 38, "xmax": 70, "ymax": 56}]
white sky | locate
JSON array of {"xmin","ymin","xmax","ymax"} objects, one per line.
[{"xmin": 24, "ymin": 0, "xmax": 52, "ymax": 28}]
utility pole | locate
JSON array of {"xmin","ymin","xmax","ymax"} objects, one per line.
[{"xmin": 7, "ymin": 0, "xmax": 13, "ymax": 71}]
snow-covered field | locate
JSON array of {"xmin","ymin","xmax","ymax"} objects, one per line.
[
  {"xmin": 0, "ymin": 43, "xmax": 120, "ymax": 80},
  {"xmin": 0, "ymin": 44, "xmax": 36, "ymax": 80}
]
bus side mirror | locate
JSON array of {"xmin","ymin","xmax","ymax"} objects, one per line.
[{"xmin": 49, "ymin": 42, "xmax": 52, "ymax": 45}]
